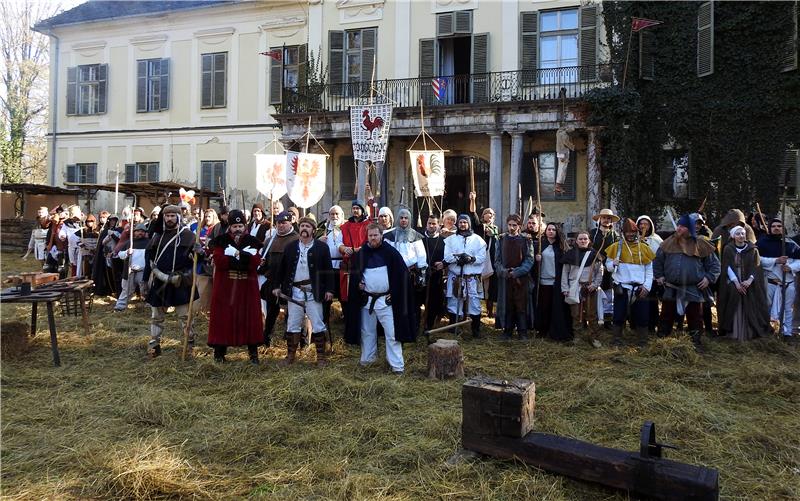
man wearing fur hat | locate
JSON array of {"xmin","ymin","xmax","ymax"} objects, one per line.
[
  {"xmin": 272, "ymin": 216, "xmax": 335, "ymax": 366},
  {"xmin": 590, "ymin": 208, "xmax": 620, "ymax": 328},
  {"xmin": 207, "ymin": 209, "xmax": 264, "ymax": 363},
  {"xmin": 114, "ymin": 223, "xmax": 149, "ymax": 311},
  {"xmin": 258, "ymin": 210, "xmax": 299, "ymax": 346},
  {"xmin": 144, "ymin": 205, "xmax": 198, "ymax": 357},
  {"xmin": 604, "ymin": 218, "xmax": 656, "ymax": 347},
  {"xmin": 443, "ymin": 214, "xmax": 487, "ymax": 338},
  {"xmin": 494, "ymin": 214, "xmax": 535, "ymax": 340},
  {"xmin": 653, "ymin": 213, "xmax": 720, "ymax": 350}
]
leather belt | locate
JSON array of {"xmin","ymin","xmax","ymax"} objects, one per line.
[
  {"xmin": 293, "ymin": 279, "xmax": 312, "ymax": 287},
  {"xmin": 366, "ymin": 291, "xmax": 390, "ymax": 314},
  {"xmin": 228, "ymin": 270, "xmax": 248, "ymax": 280}
]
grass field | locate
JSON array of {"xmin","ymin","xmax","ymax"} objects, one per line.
[{"xmin": 1, "ymin": 252, "xmax": 799, "ymax": 500}]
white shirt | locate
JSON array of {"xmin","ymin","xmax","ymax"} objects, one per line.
[
  {"xmin": 540, "ymin": 245, "xmax": 556, "ymax": 285},
  {"xmin": 324, "ymin": 226, "xmax": 343, "ymax": 270},
  {"xmin": 443, "ymin": 232, "xmax": 486, "ymax": 275},
  {"xmin": 386, "ymin": 236, "xmax": 427, "ymax": 270},
  {"xmin": 762, "ymin": 256, "xmax": 800, "ymax": 284},
  {"xmin": 363, "ymin": 265, "xmax": 390, "ymax": 310}
]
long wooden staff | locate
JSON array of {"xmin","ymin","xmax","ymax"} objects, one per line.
[
  {"xmin": 755, "ymin": 202, "xmax": 769, "ymax": 235},
  {"xmin": 533, "ymin": 156, "xmax": 544, "ymax": 309},
  {"xmin": 469, "ymin": 157, "xmax": 476, "ymax": 214},
  {"xmin": 181, "ymin": 214, "xmax": 203, "ymax": 360},
  {"xmin": 777, "ymin": 169, "xmax": 792, "ymax": 338}
]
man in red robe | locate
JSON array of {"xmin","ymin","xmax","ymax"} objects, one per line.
[
  {"xmin": 207, "ymin": 210, "xmax": 263, "ymax": 363},
  {"xmin": 338, "ymin": 200, "xmax": 370, "ymax": 303}
]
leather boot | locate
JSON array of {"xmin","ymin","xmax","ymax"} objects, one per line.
[
  {"xmin": 312, "ymin": 332, "xmax": 328, "ymax": 367},
  {"xmin": 635, "ymin": 326, "xmax": 649, "ymax": 348},
  {"xmin": 657, "ymin": 320, "xmax": 672, "ymax": 338},
  {"xmin": 471, "ymin": 315, "xmax": 482, "ymax": 338},
  {"xmin": 690, "ymin": 330, "xmax": 704, "ymax": 353},
  {"xmin": 213, "ymin": 346, "xmax": 227, "ymax": 363},
  {"xmin": 248, "ymin": 344, "xmax": 259, "ymax": 365},
  {"xmin": 280, "ymin": 332, "xmax": 301, "ymax": 366},
  {"xmin": 611, "ymin": 324, "xmax": 624, "ymax": 347}
]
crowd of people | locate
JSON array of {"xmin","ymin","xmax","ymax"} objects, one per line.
[{"xmin": 23, "ymin": 196, "xmax": 800, "ymax": 370}]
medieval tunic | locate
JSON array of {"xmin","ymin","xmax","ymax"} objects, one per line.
[
  {"xmin": 345, "ymin": 241, "xmax": 416, "ymax": 372},
  {"xmin": 443, "ymin": 229, "xmax": 487, "ymax": 316},
  {"xmin": 114, "ymin": 235, "xmax": 148, "ymax": 310},
  {"xmin": 340, "ymin": 215, "xmax": 370, "ymax": 301},
  {"xmin": 604, "ymin": 239, "xmax": 655, "ymax": 327},
  {"xmin": 718, "ymin": 242, "xmax": 770, "ymax": 341},
  {"xmin": 590, "ymin": 226, "xmax": 618, "ymax": 321},
  {"xmin": 274, "ymin": 238, "xmax": 335, "ymax": 334},
  {"xmin": 473, "ymin": 219, "xmax": 500, "ymax": 302},
  {"xmin": 560, "ymin": 247, "xmax": 602, "ymax": 330},
  {"xmin": 494, "ymin": 234, "xmax": 535, "ymax": 332},
  {"xmin": 27, "ymin": 221, "xmax": 50, "ymax": 261},
  {"xmin": 757, "ymin": 233, "xmax": 800, "ymax": 336},
  {"xmin": 259, "ymin": 228, "xmax": 299, "ymax": 344},
  {"xmin": 208, "ymin": 233, "xmax": 263, "ymax": 347},
  {"xmin": 144, "ymin": 227, "xmax": 197, "ymax": 307}
]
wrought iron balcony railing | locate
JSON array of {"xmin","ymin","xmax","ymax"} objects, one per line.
[{"xmin": 278, "ymin": 64, "xmax": 620, "ymax": 114}]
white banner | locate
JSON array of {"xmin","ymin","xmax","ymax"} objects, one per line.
[
  {"xmin": 255, "ymin": 154, "xmax": 288, "ymax": 200},
  {"xmin": 409, "ymin": 150, "xmax": 445, "ymax": 197},
  {"xmin": 286, "ymin": 151, "xmax": 326, "ymax": 209},
  {"xmin": 350, "ymin": 103, "xmax": 392, "ymax": 162}
]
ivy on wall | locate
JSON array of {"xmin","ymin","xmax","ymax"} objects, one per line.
[{"xmin": 586, "ymin": 1, "xmax": 800, "ymax": 224}]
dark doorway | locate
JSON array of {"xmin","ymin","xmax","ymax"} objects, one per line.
[
  {"xmin": 409, "ymin": 156, "xmax": 489, "ymax": 225},
  {"xmin": 438, "ymin": 36, "xmax": 472, "ymax": 104}
]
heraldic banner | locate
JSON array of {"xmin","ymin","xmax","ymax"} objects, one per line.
[
  {"xmin": 255, "ymin": 154, "xmax": 288, "ymax": 199},
  {"xmin": 409, "ymin": 150, "xmax": 445, "ymax": 197},
  {"xmin": 350, "ymin": 103, "xmax": 392, "ymax": 163},
  {"xmin": 286, "ymin": 151, "xmax": 327, "ymax": 208}
]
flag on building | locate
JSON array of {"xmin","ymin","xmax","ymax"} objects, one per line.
[
  {"xmin": 260, "ymin": 49, "xmax": 282, "ymax": 61},
  {"xmin": 432, "ymin": 78, "xmax": 447, "ymax": 102},
  {"xmin": 631, "ymin": 17, "xmax": 663, "ymax": 32}
]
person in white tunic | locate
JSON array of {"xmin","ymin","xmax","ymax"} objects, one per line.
[
  {"xmin": 384, "ymin": 207, "xmax": 427, "ymax": 277},
  {"xmin": 443, "ymin": 214, "xmax": 487, "ymax": 338},
  {"xmin": 23, "ymin": 206, "xmax": 51, "ymax": 267}
]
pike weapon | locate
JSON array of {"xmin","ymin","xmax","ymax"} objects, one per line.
[
  {"xmin": 778, "ymin": 168, "xmax": 791, "ymax": 337},
  {"xmin": 469, "ymin": 157, "xmax": 476, "ymax": 214},
  {"xmin": 181, "ymin": 212, "xmax": 203, "ymax": 361},
  {"xmin": 533, "ymin": 156, "xmax": 543, "ymax": 313}
]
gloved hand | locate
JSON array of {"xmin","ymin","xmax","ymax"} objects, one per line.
[
  {"xmin": 241, "ymin": 246, "xmax": 257, "ymax": 256},
  {"xmin": 168, "ymin": 272, "xmax": 182, "ymax": 287},
  {"xmin": 224, "ymin": 245, "xmax": 237, "ymax": 258},
  {"xmin": 455, "ymin": 253, "xmax": 471, "ymax": 266}
]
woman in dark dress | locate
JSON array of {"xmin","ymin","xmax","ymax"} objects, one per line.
[{"xmin": 534, "ymin": 223, "xmax": 572, "ymax": 341}]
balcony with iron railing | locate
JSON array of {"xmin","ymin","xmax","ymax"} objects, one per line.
[{"xmin": 277, "ymin": 64, "xmax": 620, "ymax": 114}]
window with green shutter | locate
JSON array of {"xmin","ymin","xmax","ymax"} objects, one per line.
[
  {"xmin": 66, "ymin": 64, "xmax": 108, "ymax": 115},
  {"xmin": 201, "ymin": 52, "xmax": 227, "ymax": 108},
  {"xmin": 137, "ymin": 58, "xmax": 170, "ymax": 112},
  {"xmin": 200, "ymin": 161, "xmax": 226, "ymax": 192},
  {"xmin": 65, "ymin": 163, "xmax": 97, "ymax": 184},
  {"xmin": 329, "ymin": 28, "xmax": 377, "ymax": 97},
  {"xmin": 269, "ymin": 44, "xmax": 308, "ymax": 106},
  {"xmin": 125, "ymin": 162, "xmax": 159, "ymax": 183}
]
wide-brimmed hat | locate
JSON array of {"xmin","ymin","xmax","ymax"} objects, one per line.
[{"xmin": 592, "ymin": 208, "xmax": 620, "ymax": 222}]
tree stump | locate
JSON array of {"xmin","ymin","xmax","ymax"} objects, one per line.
[{"xmin": 427, "ymin": 339, "xmax": 464, "ymax": 379}]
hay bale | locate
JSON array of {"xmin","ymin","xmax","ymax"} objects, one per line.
[
  {"xmin": 1, "ymin": 320, "xmax": 30, "ymax": 360},
  {"xmin": 644, "ymin": 336, "xmax": 701, "ymax": 364}
]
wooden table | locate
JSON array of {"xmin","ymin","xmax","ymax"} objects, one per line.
[{"xmin": 1, "ymin": 289, "xmax": 65, "ymax": 366}]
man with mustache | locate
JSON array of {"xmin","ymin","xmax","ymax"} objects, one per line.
[
  {"xmin": 208, "ymin": 210, "xmax": 264, "ymax": 363},
  {"xmin": 258, "ymin": 211, "xmax": 299, "ymax": 346},
  {"xmin": 144, "ymin": 205, "xmax": 198, "ymax": 358},
  {"xmin": 272, "ymin": 217, "xmax": 335, "ymax": 366}
]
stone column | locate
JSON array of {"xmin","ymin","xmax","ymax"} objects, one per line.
[
  {"xmin": 586, "ymin": 128, "xmax": 601, "ymax": 224},
  {"xmin": 489, "ymin": 132, "xmax": 503, "ymax": 217},
  {"xmin": 510, "ymin": 132, "xmax": 524, "ymax": 216}
]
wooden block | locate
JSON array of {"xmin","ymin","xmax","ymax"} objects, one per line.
[
  {"xmin": 31, "ymin": 273, "xmax": 59, "ymax": 287},
  {"xmin": 462, "ymin": 376, "xmax": 535, "ymax": 439},
  {"xmin": 427, "ymin": 339, "xmax": 465, "ymax": 380}
]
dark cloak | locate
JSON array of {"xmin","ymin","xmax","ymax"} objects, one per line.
[
  {"xmin": 344, "ymin": 241, "xmax": 417, "ymax": 344},
  {"xmin": 717, "ymin": 242, "xmax": 771, "ymax": 340}
]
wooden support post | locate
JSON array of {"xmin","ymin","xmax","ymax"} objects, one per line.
[
  {"xmin": 427, "ymin": 339, "xmax": 465, "ymax": 380},
  {"xmin": 460, "ymin": 377, "xmax": 719, "ymax": 501}
]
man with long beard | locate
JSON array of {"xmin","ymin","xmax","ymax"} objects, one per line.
[
  {"xmin": 208, "ymin": 210, "xmax": 264, "ymax": 363},
  {"xmin": 317, "ymin": 205, "xmax": 345, "ymax": 326},
  {"xmin": 272, "ymin": 217, "xmax": 335, "ymax": 366},
  {"xmin": 144, "ymin": 205, "xmax": 198, "ymax": 358},
  {"xmin": 258, "ymin": 211, "xmax": 299, "ymax": 346}
]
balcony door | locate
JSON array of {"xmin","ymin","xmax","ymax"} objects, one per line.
[{"xmin": 438, "ymin": 36, "xmax": 471, "ymax": 105}]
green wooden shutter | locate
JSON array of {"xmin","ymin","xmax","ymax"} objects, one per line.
[
  {"xmin": 437, "ymin": 12, "xmax": 454, "ymax": 37},
  {"xmin": 66, "ymin": 164, "xmax": 76, "ymax": 183},
  {"xmin": 125, "ymin": 163, "xmax": 136, "ymax": 182},
  {"xmin": 136, "ymin": 60, "xmax": 147, "ymax": 112},
  {"xmin": 66, "ymin": 66, "xmax": 78, "ymax": 115},
  {"xmin": 214, "ymin": 53, "xmax": 227, "ymax": 107},
  {"xmin": 580, "ymin": 5, "xmax": 597, "ymax": 81},
  {"xmin": 329, "ymin": 31, "xmax": 344, "ymax": 96},
  {"xmin": 298, "ymin": 43, "xmax": 308, "ymax": 86},
  {"xmin": 147, "ymin": 163, "xmax": 159, "ymax": 182},
  {"xmin": 361, "ymin": 28, "xmax": 377, "ymax": 88},
  {"xmin": 697, "ymin": 2, "xmax": 713, "ymax": 77},
  {"xmin": 419, "ymin": 38, "xmax": 436, "ymax": 105},
  {"xmin": 454, "ymin": 10, "xmax": 472, "ymax": 34},
  {"xmin": 201, "ymin": 54, "xmax": 212, "ymax": 107},
  {"xmin": 781, "ymin": 150, "xmax": 799, "ymax": 198},
  {"xmin": 639, "ymin": 30, "xmax": 655, "ymax": 80},
  {"xmin": 215, "ymin": 162, "xmax": 226, "ymax": 192},
  {"xmin": 200, "ymin": 162, "xmax": 212, "ymax": 190},
  {"xmin": 269, "ymin": 47, "xmax": 283, "ymax": 105},
  {"xmin": 520, "ymin": 12, "xmax": 538, "ymax": 86},
  {"xmin": 97, "ymin": 64, "xmax": 108, "ymax": 114},
  {"xmin": 781, "ymin": 2, "xmax": 798, "ymax": 72},
  {"xmin": 160, "ymin": 58, "xmax": 170, "ymax": 110},
  {"xmin": 471, "ymin": 33, "xmax": 489, "ymax": 103},
  {"xmin": 88, "ymin": 164, "xmax": 97, "ymax": 183}
]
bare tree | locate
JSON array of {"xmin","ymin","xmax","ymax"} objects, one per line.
[{"xmin": 0, "ymin": 0, "xmax": 61, "ymax": 184}]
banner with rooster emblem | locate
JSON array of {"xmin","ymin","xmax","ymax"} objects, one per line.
[
  {"xmin": 255, "ymin": 154, "xmax": 288, "ymax": 199},
  {"xmin": 350, "ymin": 103, "xmax": 392, "ymax": 162},
  {"xmin": 409, "ymin": 150, "xmax": 445, "ymax": 197},
  {"xmin": 285, "ymin": 151, "xmax": 327, "ymax": 208}
]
